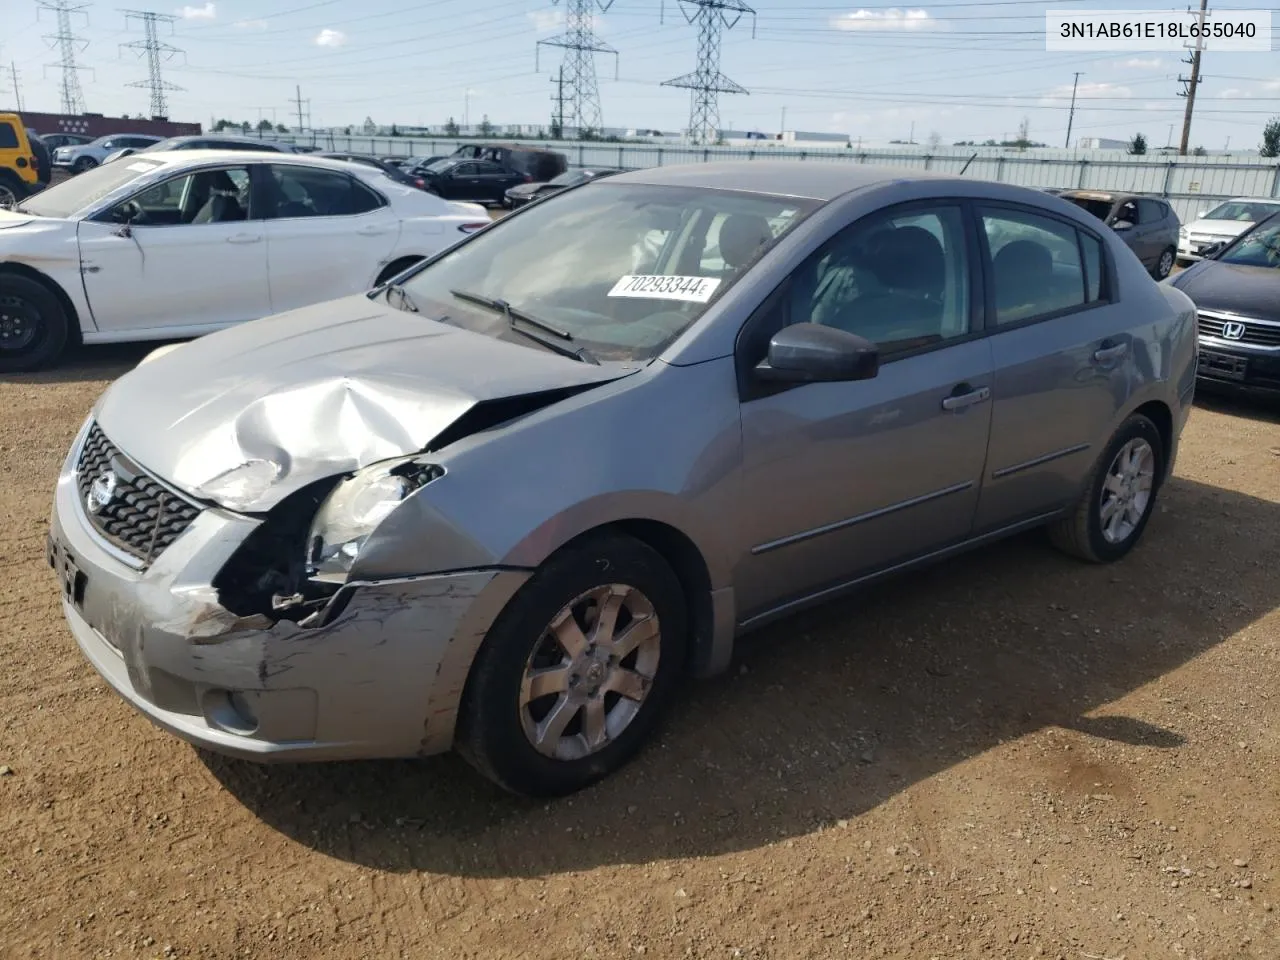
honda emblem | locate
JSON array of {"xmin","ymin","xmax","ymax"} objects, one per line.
[{"xmin": 1221, "ymin": 321, "xmax": 1246, "ymax": 341}]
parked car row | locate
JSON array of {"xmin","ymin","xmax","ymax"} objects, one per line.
[{"xmin": 44, "ymin": 160, "xmax": 1212, "ymax": 801}]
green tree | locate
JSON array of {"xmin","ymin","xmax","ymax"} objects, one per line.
[
  {"xmin": 444, "ymin": 117, "xmax": 460, "ymax": 137},
  {"xmin": 257, "ymin": 118, "xmax": 273, "ymax": 132},
  {"xmin": 1260, "ymin": 117, "xmax": 1280, "ymax": 158},
  {"xmin": 1129, "ymin": 132, "xmax": 1147, "ymax": 155},
  {"xmin": 390, "ymin": 123, "xmax": 401, "ymax": 136},
  {"xmin": 275, "ymin": 124, "xmax": 288, "ymax": 134},
  {"xmin": 1193, "ymin": 145, "xmax": 1207, "ymax": 156},
  {"xmin": 478, "ymin": 114, "xmax": 494, "ymax": 137}
]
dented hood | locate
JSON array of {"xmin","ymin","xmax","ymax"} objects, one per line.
[{"xmin": 94, "ymin": 295, "xmax": 631, "ymax": 512}]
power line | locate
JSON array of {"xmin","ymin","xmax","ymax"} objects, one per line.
[
  {"xmin": 37, "ymin": 0, "xmax": 92, "ymax": 114},
  {"xmin": 536, "ymin": 0, "xmax": 619, "ymax": 135},
  {"xmin": 120, "ymin": 10, "xmax": 185, "ymax": 118},
  {"xmin": 662, "ymin": 0, "xmax": 757, "ymax": 145}
]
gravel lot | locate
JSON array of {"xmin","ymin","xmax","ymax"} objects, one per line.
[{"xmin": 2, "ymin": 340, "xmax": 1279, "ymax": 959}]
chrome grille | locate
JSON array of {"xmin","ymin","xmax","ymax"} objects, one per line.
[
  {"xmin": 74, "ymin": 423, "xmax": 202, "ymax": 567},
  {"xmin": 1197, "ymin": 313, "xmax": 1280, "ymax": 348}
]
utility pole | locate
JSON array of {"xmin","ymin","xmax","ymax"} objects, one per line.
[
  {"xmin": 779, "ymin": 105, "xmax": 786, "ymax": 134},
  {"xmin": 291, "ymin": 84, "xmax": 305, "ymax": 132},
  {"xmin": 9, "ymin": 63, "xmax": 22, "ymax": 110},
  {"xmin": 1064, "ymin": 71, "xmax": 1082, "ymax": 148},
  {"xmin": 37, "ymin": 0, "xmax": 92, "ymax": 115},
  {"xmin": 909, "ymin": 120, "xmax": 915, "ymax": 144},
  {"xmin": 550, "ymin": 65, "xmax": 567, "ymax": 138},
  {"xmin": 120, "ymin": 10, "xmax": 184, "ymax": 118},
  {"xmin": 1177, "ymin": 0, "xmax": 1208, "ymax": 156},
  {"xmin": 1166, "ymin": 122, "xmax": 1174, "ymax": 148}
]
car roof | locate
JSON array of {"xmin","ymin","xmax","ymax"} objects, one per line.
[
  {"xmin": 130, "ymin": 150, "xmax": 388, "ymax": 175},
  {"xmin": 607, "ymin": 160, "xmax": 966, "ymax": 201}
]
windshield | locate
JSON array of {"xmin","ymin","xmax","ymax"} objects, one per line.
[
  {"xmin": 1202, "ymin": 200, "xmax": 1280, "ymax": 223},
  {"xmin": 398, "ymin": 182, "xmax": 818, "ymax": 362},
  {"xmin": 19, "ymin": 158, "xmax": 164, "ymax": 219},
  {"xmin": 1066, "ymin": 197, "xmax": 1114, "ymax": 221},
  {"xmin": 1217, "ymin": 216, "xmax": 1280, "ymax": 268}
]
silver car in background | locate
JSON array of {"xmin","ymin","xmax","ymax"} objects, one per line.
[{"xmin": 49, "ymin": 162, "xmax": 1197, "ymax": 797}]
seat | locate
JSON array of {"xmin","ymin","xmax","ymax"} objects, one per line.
[
  {"xmin": 716, "ymin": 213, "xmax": 774, "ymax": 272},
  {"xmin": 818, "ymin": 226, "xmax": 947, "ymax": 343},
  {"xmin": 190, "ymin": 171, "xmax": 247, "ymax": 224},
  {"xmin": 992, "ymin": 240, "xmax": 1053, "ymax": 322}
]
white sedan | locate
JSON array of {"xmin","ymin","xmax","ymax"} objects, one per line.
[{"xmin": 0, "ymin": 150, "xmax": 491, "ymax": 371}]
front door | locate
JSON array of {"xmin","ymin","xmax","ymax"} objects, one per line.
[
  {"xmin": 260, "ymin": 163, "xmax": 403, "ymax": 312},
  {"xmin": 734, "ymin": 201, "xmax": 995, "ymax": 619},
  {"xmin": 78, "ymin": 164, "xmax": 271, "ymax": 333},
  {"xmin": 973, "ymin": 203, "xmax": 1134, "ymax": 531}
]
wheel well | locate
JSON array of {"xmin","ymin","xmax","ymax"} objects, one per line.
[
  {"xmin": 0, "ymin": 262, "xmax": 83, "ymax": 346},
  {"xmin": 1133, "ymin": 399, "xmax": 1172, "ymax": 479},
  {"xmin": 375, "ymin": 256, "xmax": 425, "ymax": 286},
  {"xmin": 561, "ymin": 519, "xmax": 715, "ymax": 675}
]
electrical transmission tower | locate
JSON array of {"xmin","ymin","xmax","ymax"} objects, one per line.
[
  {"xmin": 535, "ymin": 0, "xmax": 618, "ymax": 136},
  {"xmin": 120, "ymin": 10, "xmax": 185, "ymax": 118},
  {"xmin": 37, "ymin": 0, "xmax": 93, "ymax": 114},
  {"xmin": 662, "ymin": 0, "xmax": 756, "ymax": 145}
]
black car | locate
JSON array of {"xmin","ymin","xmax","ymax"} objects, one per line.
[
  {"xmin": 503, "ymin": 167, "xmax": 623, "ymax": 208},
  {"xmin": 1058, "ymin": 190, "xmax": 1181, "ymax": 280},
  {"xmin": 419, "ymin": 158, "xmax": 528, "ymax": 205},
  {"xmin": 320, "ymin": 152, "xmax": 429, "ymax": 190},
  {"xmin": 1169, "ymin": 211, "xmax": 1280, "ymax": 394},
  {"xmin": 449, "ymin": 143, "xmax": 567, "ymax": 182}
]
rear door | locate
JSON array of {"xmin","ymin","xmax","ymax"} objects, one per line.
[
  {"xmin": 473, "ymin": 160, "xmax": 522, "ymax": 202},
  {"xmin": 260, "ymin": 163, "xmax": 401, "ymax": 311},
  {"xmin": 973, "ymin": 203, "xmax": 1134, "ymax": 531}
]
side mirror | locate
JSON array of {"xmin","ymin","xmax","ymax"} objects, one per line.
[
  {"xmin": 1201, "ymin": 240, "xmax": 1225, "ymax": 258},
  {"xmin": 1111, "ymin": 219, "xmax": 1134, "ymax": 231},
  {"xmin": 755, "ymin": 323, "xmax": 879, "ymax": 384}
]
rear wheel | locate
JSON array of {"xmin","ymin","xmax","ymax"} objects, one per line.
[
  {"xmin": 457, "ymin": 532, "xmax": 688, "ymax": 797},
  {"xmin": 0, "ymin": 274, "xmax": 71, "ymax": 373},
  {"xmin": 1048, "ymin": 413, "xmax": 1164, "ymax": 563},
  {"xmin": 1152, "ymin": 246, "xmax": 1176, "ymax": 280},
  {"xmin": 0, "ymin": 174, "xmax": 24, "ymax": 210}
]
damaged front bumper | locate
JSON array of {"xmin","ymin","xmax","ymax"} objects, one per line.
[{"xmin": 49, "ymin": 451, "xmax": 529, "ymax": 763}]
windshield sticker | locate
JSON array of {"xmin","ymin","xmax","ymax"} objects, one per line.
[{"xmin": 608, "ymin": 275, "xmax": 722, "ymax": 303}]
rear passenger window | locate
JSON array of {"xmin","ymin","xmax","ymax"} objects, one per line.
[
  {"xmin": 350, "ymin": 179, "xmax": 385, "ymax": 214},
  {"xmin": 981, "ymin": 208, "xmax": 1087, "ymax": 325},
  {"xmin": 0, "ymin": 123, "xmax": 18, "ymax": 149},
  {"xmin": 268, "ymin": 166, "xmax": 378, "ymax": 218},
  {"xmin": 1138, "ymin": 199, "xmax": 1165, "ymax": 222}
]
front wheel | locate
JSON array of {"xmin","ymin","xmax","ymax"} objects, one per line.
[
  {"xmin": 1048, "ymin": 413, "xmax": 1164, "ymax": 563},
  {"xmin": 456, "ymin": 532, "xmax": 688, "ymax": 797},
  {"xmin": 1152, "ymin": 247, "xmax": 1176, "ymax": 280},
  {"xmin": 0, "ymin": 274, "xmax": 70, "ymax": 373},
  {"xmin": 72, "ymin": 157, "xmax": 97, "ymax": 173}
]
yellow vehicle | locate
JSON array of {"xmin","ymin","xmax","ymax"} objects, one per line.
[{"xmin": 0, "ymin": 113, "xmax": 42, "ymax": 209}]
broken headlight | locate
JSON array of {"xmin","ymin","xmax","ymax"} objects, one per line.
[{"xmin": 306, "ymin": 458, "xmax": 442, "ymax": 580}]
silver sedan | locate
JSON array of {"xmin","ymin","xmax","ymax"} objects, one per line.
[{"xmin": 49, "ymin": 161, "xmax": 1198, "ymax": 796}]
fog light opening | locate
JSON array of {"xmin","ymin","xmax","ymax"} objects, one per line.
[{"xmin": 202, "ymin": 688, "xmax": 260, "ymax": 736}]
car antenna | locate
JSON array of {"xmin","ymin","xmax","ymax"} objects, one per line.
[{"xmin": 959, "ymin": 152, "xmax": 978, "ymax": 176}]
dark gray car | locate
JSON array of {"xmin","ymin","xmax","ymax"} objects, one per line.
[
  {"xmin": 1060, "ymin": 190, "xmax": 1181, "ymax": 280},
  {"xmin": 48, "ymin": 162, "xmax": 1197, "ymax": 797}
]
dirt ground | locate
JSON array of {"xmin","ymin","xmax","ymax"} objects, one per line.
[{"xmin": 1, "ymin": 346, "xmax": 1278, "ymax": 960}]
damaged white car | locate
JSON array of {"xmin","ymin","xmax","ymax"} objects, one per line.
[
  {"xmin": 49, "ymin": 162, "xmax": 1194, "ymax": 796},
  {"xmin": 0, "ymin": 150, "xmax": 489, "ymax": 372}
]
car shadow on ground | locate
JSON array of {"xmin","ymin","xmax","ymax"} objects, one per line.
[
  {"xmin": 2, "ymin": 340, "xmax": 180, "ymax": 386},
  {"xmin": 203, "ymin": 474, "xmax": 1279, "ymax": 878},
  {"xmin": 1194, "ymin": 386, "xmax": 1280, "ymax": 425}
]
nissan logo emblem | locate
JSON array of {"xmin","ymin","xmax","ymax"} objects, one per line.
[{"xmin": 86, "ymin": 470, "xmax": 118, "ymax": 515}]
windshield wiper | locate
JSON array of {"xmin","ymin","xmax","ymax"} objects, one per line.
[
  {"xmin": 450, "ymin": 289, "xmax": 572, "ymax": 339},
  {"xmin": 384, "ymin": 282, "xmax": 420, "ymax": 313},
  {"xmin": 450, "ymin": 289, "xmax": 598, "ymax": 364}
]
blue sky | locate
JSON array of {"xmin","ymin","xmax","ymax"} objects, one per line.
[{"xmin": 4, "ymin": 0, "xmax": 1279, "ymax": 149}]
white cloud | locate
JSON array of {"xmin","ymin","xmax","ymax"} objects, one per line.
[
  {"xmin": 1040, "ymin": 80, "xmax": 1131, "ymax": 104},
  {"xmin": 1121, "ymin": 57, "xmax": 1163, "ymax": 69},
  {"xmin": 1263, "ymin": 78, "xmax": 1280, "ymax": 91},
  {"xmin": 232, "ymin": 18, "xmax": 268, "ymax": 30},
  {"xmin": 1220, "ymin": 88, "xmax": 1251, "ymax": 99},
  {"xmin": 177, "ymin": 2, "xmax": 215, "ymax": 19},
  {"xmin": 830, "ymin": 9, "xmax": 944, "ymax": 31},
  {"xmin": 315, "ymin": 28, "xmax": 347, "ymax": 47},
  {"xmin": 527, "ymin": 9, "xmax": 600, "ymax": 32}
]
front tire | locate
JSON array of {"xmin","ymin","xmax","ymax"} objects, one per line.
[
  {"xmin": 1048, "ymin": 413, "xmax": 1164, "ymax": 563},
  {"xmin": 0, "ymin": 274, "xmax": 70, "ymax": 373},
  {"xmin": 72, "ymin": 156, "xmax": 97, "ymax": 174},
  {"xmin": 457, "ymin": 532, "xmax": 688, "ymax": 797},
  {"xmin": 1152, "ymin": 246, "xmax": 1176, "ymax": 280}
]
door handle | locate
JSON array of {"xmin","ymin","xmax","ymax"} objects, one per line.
[
  {"xmin": 226, "ymin": 233, "xmax": 261, "ymax": 244},
  {"xmin": 356, "ymin": 225, "xmax": 388, "ymax": 236},
  {"xmin": 941, "ymin": 385, "xmax": 990, "ymax": 411},
  {"xmin": 1093, "ymin": 341, "xmax": 1128, "ymax": 364}
]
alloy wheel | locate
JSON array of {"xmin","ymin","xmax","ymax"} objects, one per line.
[
  {"xmin": 0, "ymin": 184, "xmax": 16, "ymax": 210},
  {"xmin": 1157, "ymin": 249, "xmax": 1174, "ymax": 278},
  {"xmin": 1098, "ymin": 437, "xmax": 1155, "ymax": 544},
  {"xmin": 519, "ymin": 583, "xmax": 662, "ymax": 762}
]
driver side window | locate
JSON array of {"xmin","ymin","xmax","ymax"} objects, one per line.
[
  {"xmin": 112, "ymin": 166, "xmax": 252, "ymax": 226},
  {"xmin": 787, "ymin": 204, "xmax": 971, "ymax": 354}
]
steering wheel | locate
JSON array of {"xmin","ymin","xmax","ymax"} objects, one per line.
[{"xmin": 116, "ymin": 200, "xmax": 147, "ymax": 225}]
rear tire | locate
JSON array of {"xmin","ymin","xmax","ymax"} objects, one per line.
[
  {"xmin": 0, "ymin": 173, "xmax": 25, "ymax": 210},
  {"xmin": 1048, "ymin": 413, "xmax": 1164, "ymax": 564},
  {"xmin": 456, "ymin": 532, "xmax": 688, "ymax": 797},
  {"xmin": 0, "ymin": 274, "xmax": 71, "ymax": 373},
  {"xmin": 1152, "ymin": 246, "xmax": 1176, "ymax": 280}
]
